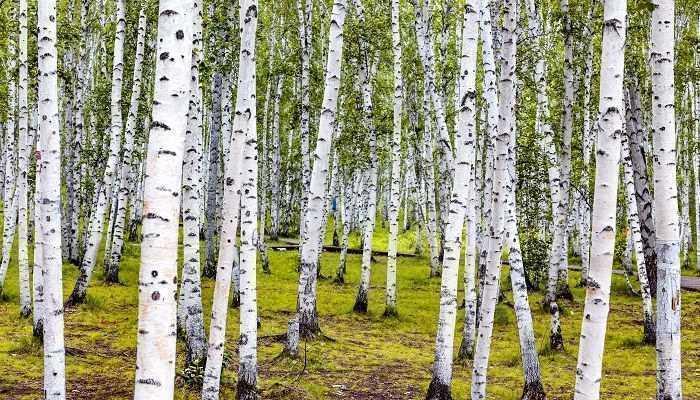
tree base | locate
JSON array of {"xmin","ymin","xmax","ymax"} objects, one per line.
[
  {"xmin": 353, "ymin": 292, "xmax": 368, "ymax": 313},
  {"xmin": 521, "ymin": 380, "xmax": 547, "ymax": 400},
  {"xmin": 231, "ymin": 294, "xmax": 241, "ymax": 308},
  {"xmin": 65, "ymin": 290, "xmax": 86, "ymax": 307},
  {"xmin": 455, "ymin": 337, "xmax": 474, "ymax": 365},
  {"xmin": 425, "ymin": 377, "xmax": 452, "ymax": 400},
  {"xmin": 549, "ymin": 331, "xmax": 564, "ymax": 351},
  {"xmin": 32, "ymin": 320, "xmax": 44, "ymax": 342},
  {"xmin": 19, "ymin": 305, "xmax": 32, "ymax": 319},
  {"xmin": 236, "ymin": 376, "xmax": 258, "ymax": 400},
  {"xmin": 383, "ymin": 306, "xmax": 398, "ymax": 318},
  {"xmin": 555, "ymin": 284, "xmax": 574, "ymax": 302},
  {"xmin": 643, "ymin": 317, "xmax": 656, "ymax": 345},
  {"xmin": 332, "ymin": 275, "xmax": 345, "ymax": 285}
]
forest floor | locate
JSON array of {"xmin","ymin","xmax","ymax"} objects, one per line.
[{"xmin": 1, "ymin": 224, "xmax": 699, "ymax": 399}]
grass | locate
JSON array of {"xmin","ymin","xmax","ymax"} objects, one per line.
[{"xmin": 0, "ymin": 219, "xmax": 699, "ymax": 399}]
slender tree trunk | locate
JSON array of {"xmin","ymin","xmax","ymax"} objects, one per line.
[
  {"xmin": 627, "ymin": 80, "xmax": 658, "ymax": 295},
  {"xmin": 621, "ymin": 123, "xmax": 656, "ymax": 344},
  {"xmin": 297, "ymin": 0, "xmax": 313, "ymax": 239},
  {"xmin": 573, "ymin": 1, "xmax": 627, "ymax": 397},
  {"xmin": 37, "ymin": 0, "xmax": 67, "ymax": 394},
  {"xmin": 353, "ymin": 0, "xmax": 378, "ymax": 314},
  {"xmin": 204, "ymin": 72, "xmax": 223, "ymax": 279},
  {"xmin": 270, "ymin": 77, "xmax": 283, "ymax": 241},
  {"xmin": 426, "ymin": 4, "xmax": 478, "ymax": 398},
  {"xmin": 67, "ymin": 0, "xmax": 126, "ymax": 305},
  {"xmin": 179, "ymin": 0, "xmax": 207, "ymax": 369},
  {"xmin": 555, "ymin": 0, "xmax": 576, "ymax": 300},
  {"xmin": 132, "ymin": 1, "xmax": 193, "ymax": 397},
  {"xmin": 236, "ymin": 4, "xmax": 259, "ymax": 398},
  {"xmin": 651, "ymin": 1, "xmax": 682, "ymax": 398},
  {"xmin": 105, "ymin": 7, "xmax": 147, "ymax": 283},
  {"xmin": 0, "ymin": 38, "xmax": 17, "ymax": 294},
  {"xmin": 295, "ymin": 0, "xmax": 348, "ymax": 338},
  {"xmin": 385, "ymin": 0, "xmax": 403, "ymax": 317},
  {"xmin": 578, "ymin": 1, "xmax": 596, "ymax": 286},
  {"xmin": 471, "ymin": 0, "xmax": 517, "ymax": 398},
  {"xmin": 202, "ymin": 3, "xmax": 257, "ymax": 398},
  {"xmin": 17, "ymin": 0, "xmax": 31, "ymax": 318},
  {"xmin": 32, "ymin": 142, "xmax": 44, "ymax": 339}
]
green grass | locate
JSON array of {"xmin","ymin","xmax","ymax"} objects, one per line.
[{"xmin": 0, "ymin": 219, "xmax": 699, "ymax": 399}]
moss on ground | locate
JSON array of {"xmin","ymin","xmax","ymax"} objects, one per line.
[{"xmin": 0, "ymin": 220, "xmax": 699, "ymax": 399}]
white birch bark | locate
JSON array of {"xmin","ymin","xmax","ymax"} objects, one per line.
[
  {"xmin": 573, "ymin": 1, "xmax": 627, "ymax": 397},
  {"xmin": 426, "ymin": 4, "xmax": 478, "ymax": 397},
  {"xmin": 67, "ymin": 0, "xmax": 126, "ymax": 305},
  {"xmin": 621, "ymin": 127, "xmax": 656, "ymax": 344},
  {"xmin": 205, "ymin": 73, "xmax": 223, "ymax": 277},
  {"xmin": 578, "ymin": 2, "xmax": 596, "ymax": 285},
  {"xmin": 32, "ymin": 139, "xmax": 44, "ymax": 338},
  {"xmin": 413, "ymin": 0, "xmax": 454, "ymax": 255},
  {"xmin": 352, "ymin": 0, "xmax": 378, "ymax": 314},
  {"xmin": 132, "ymin": 0, "xmax": 193, "ymax": 397},
  {"xmin": 202, "ymin": 3, "xmax": 258, "ymax": 398},
  {"xmin": 105, "ymin": 7, "xmax": 147, "ymax": 283},
  {"xmin": 37, "ymin": 0, "xmax": 66, "ymax": 394},
  {"xmin": 295, "ymin": 0, "xmax": 348, "ymax": 337},
  {"xmin": 385, "ymin": 0, "xmax": 403, "ymax": 317},
  {"xmin": 236, "ymin": 4, "xmax": 259, "ymax": 398},
  {"xmin": 471, "ymin": 0, "xmax": 517, "ymax": 397},
  {"xmin": 421, "ymin": 80, "xmax": 441, "ymax": 277},
  {"xmin": 0, "ymin": 39, "xmax": 17, "ymax": 294},
  {"xmin": 297, "ymin": 0, "xmax": 313, "ymax": 239},
  {"xmin": 270, "ymin": 77, "xmax": 283, "ymax": 240},
  {"xmin": 180, "ymin": 0, "xmax": 207, "ymax": 368},
  {"xmin": 651, "ymin": 0, "xmax": 682, "ymax": 397},
  {"xmin": 17, "ymin": 0, "xmax": 31, "ymax": 318}
]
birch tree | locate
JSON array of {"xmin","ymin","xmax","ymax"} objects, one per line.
[
  {"xmin": 105, "ymin": 6, "xmax": 148, "ymax": 283},
  {"xmin": 295, "ymin": 0, "xmax": 348, "ymax": 337},
  {"xmin": 37, "ymin": 0, "xmax": 67, "ymax": 394},
  {"xmin": 180, "ymin": 0, "xmax": 206, "ymax": 369},
  {"xmin": 67, "ymin": 0, "xmax": 127, "ymax": 305},
  {"xmin": 17, "ymin": 0, "xmax": 31, "ymax": 317},
  {"xmin": 132, "ymin": 0, "xmax": 193, "ymax": 397},
  {"xmin": 651, "ymin": 0, "xmax": 682, "ymax": 397},
  {"xmin": 426, "ymin": 4, "xmax": 478, "ymax": 398},
  {"xmin": 471, "ymin": 0, "xmax": 518, "ymax": 397},
  {"xmin": 573, "ymin": 1, "xmax": 626, "ymax": 397},
  {"xmin": 235, "ymin": 2, "xmax": 259, "ymax": 398},
  {"xmin": 385, "ymin": 0, "xmax": 403, "ymax": 317}
]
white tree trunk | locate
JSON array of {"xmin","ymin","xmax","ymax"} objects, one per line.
[
  {"xmin": 471, "ymin": 0, "xmax": 517, "ymax": 397},
  {"xmin": 105, "ymin": 6, "xmax": 147, "ymax": 283},
  {"xmin": 132, "ymin": 0, "xmax": 193, "ymax": 397},
  {"xmin": 17, "ymin": 0, "xmax": 31, "ymax": 318},
  {"xmin": 205, "ymin": 73, "xmax": 223, "ymax": 277},
  {"xmin": 353, "ymin": 0, "xmax": 378, "ymax": 314},
  {"xmin": 269, "ymin": 77, "xmax": 283, "ymax": 240},
  {"xmin": 67, "ymin": 0, "xmax": 126, "ymax": 305},
  {"xmin": 235, "ymin": 2, "xmax": 259, "ymax": 398},
  {"xmin": 651, "ymin": 0, "xmax": 682, "ymax": 397},
  {"xmin": 578, "ymin": 1, "xmax": 596, "ymax": 285},
  {"xmin": 573, "ymin": 1, "xmax": 627, "ymax": 397},
  {"xmin": 621, "ymin": 127, "xmax": 656, "ymax": 344},
  {"xmin": 202, "ymin": 3, "xmax": 258, "ymax": 398},
  {"xmin": 37, "ymin": 0, "xmax": 66, "ymax": 394},
  {"xmin": 385, "ymin": 0, "xmax": 403, "ymax": 317},
  {"xmin": 0, "ymin": 38, "xmax": 17, "ymax": 293},
  {"xmin": 32, "ymin": 139, "xmax": 44, "ymax": 338},
  {"xmin": 297, "ymin": 0, "xmax": 314, "ymax": 239},
  {"xmin": 179, "ymin": 0, "xmax": 207, "ymax": 369},
  {"xmin": 425, "ymin": 4, "xmax": 478, "ymax": 398},
  {"xmin": 295, "ymin": 0, "xmax": 348, "ymax": 338}
]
